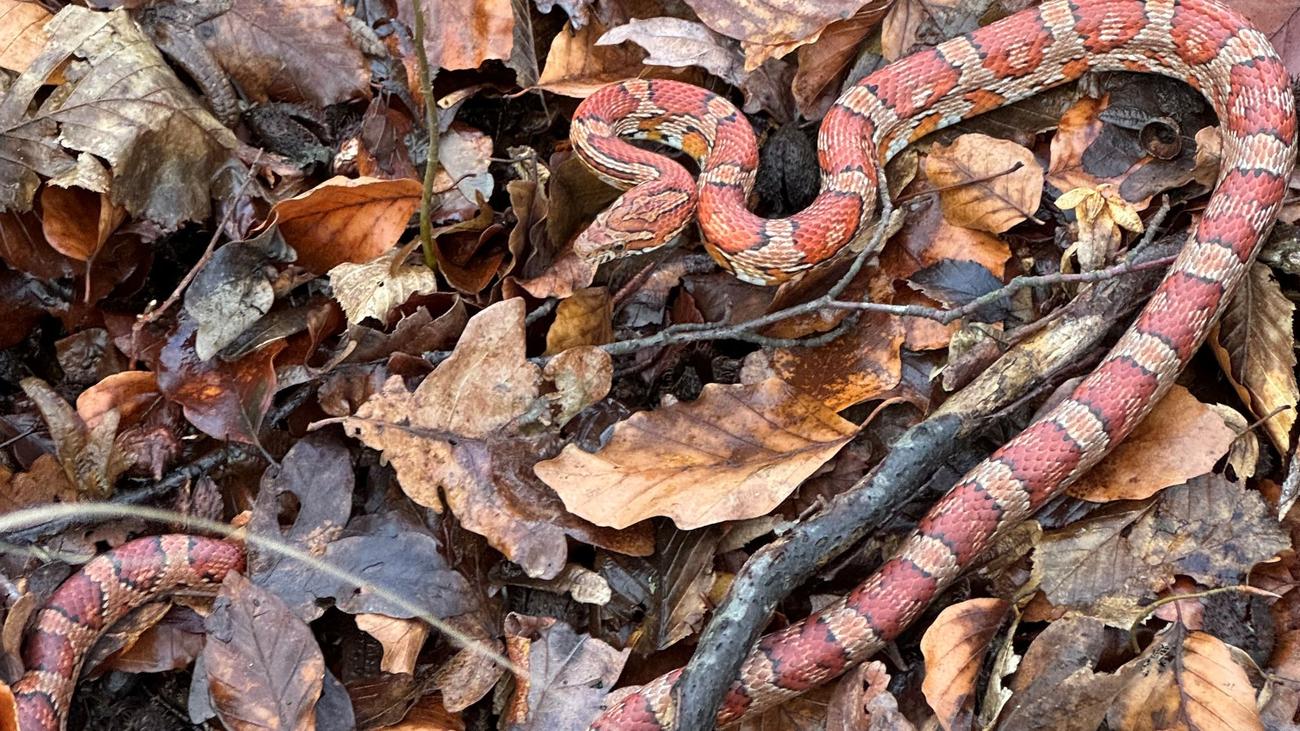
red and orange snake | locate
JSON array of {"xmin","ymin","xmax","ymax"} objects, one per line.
[{"xmin": 10, "ymin": 1, "xmax": 1296, "ymax": 729}]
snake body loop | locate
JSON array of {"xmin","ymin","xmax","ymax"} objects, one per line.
[
  {"xmin": 574, "ymin": 0, "xmax": 1296, "ymax": 728},
  {"xmin": 10, "ymin": 2, "xmax": 1297, "ymax": 730}
]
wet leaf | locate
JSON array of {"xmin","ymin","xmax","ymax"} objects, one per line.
[
  {"xmin": 1069, "ymin": 386, "xmax": 1237, "ymax": 502},
  {"xmin": 920, "ymin": 598, "xmax": 1010, "ymax": 731},
  {"xmin": 272, "ymin": 176, "xmax": 422, "ymax": 274},
  {"xmin": 203, "ymin": 571, "xmax": 324, "ymax": 731},
  {"xmin": 157, "ymin": 319, "xmax": 284, "ymax": 445},
  {"xmin": 925, "ymin": 134, "xmax": 1045, "ymax": 234},
  {"xmin": 535, "ymin": 378, "xmax": 858, "ymax": 530},
  {"xmin": 183, "ymin": 242, "xmax": 275, "ymax": 361},
  {"xmin": 1211, "ymin": 263, "xmax": 1297, "ymax": 456}
]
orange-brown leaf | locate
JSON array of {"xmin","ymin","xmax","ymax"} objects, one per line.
[
  {"xmin": 924, "ymin": 134, "xmax": 1045, "ymax": 234},
  {"xmin": 535, "ymin": 378, "xmax": 858, "ymax": 529},
  {"xmin": 1068, "ymin": 385, "xmax": 1237, "ymax": 502},
  {"xmin": 1107, "ymin": 630, "xmax": 1263, "ymax": 731},
  {"xmin": 1211, "ymin": 262, "xmax": 1298, "ymax": 456},
  {"xmin": 272, "ymin": 176, "xmax": 422, "ymax": 274},
  {"xmin": 0, "ymin": 0, "xmax": 53, "ymax": 76},
  {"xmin": 545, "ymin": 287, "xmax": 613, "ymax": 355},
  {"xmin": 920, "ymin": 598, "xmax": 1010, "ymax": 731}
]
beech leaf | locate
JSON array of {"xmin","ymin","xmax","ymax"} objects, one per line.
[{"xmin": 535, "ymin": 378, "xmax": 858, "ymax": 529}]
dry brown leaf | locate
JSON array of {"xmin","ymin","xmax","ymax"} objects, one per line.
[
  {"xmin": 682, "ymin": 0, "xmax": 865, "ymax": 69},
  {"xmin": 792, "ymin": 4, "xmax": 889, "ymax": 117},
  {"xmin": 76, "ymin": 370, "xmax": 161, "ymax": 429},
  {"xmin": 330, "ymin": 247, "xmax": 438, "ymax": 327},
  {"xmin": 197, "ymin": 0, "xmax": 368, "ymax": 107},
  {"xmin": 0, "ymin": 7, "xmax": 238, "ymax": 227},
  {"xmin": 598, "ymin": 18, "xmax": 742, "ymax": 84},
  {"xmin": 0, "ymin": 0, "xmax": 53, "ymax": 75},
  {"xmin": 1107, "ymin": 629, "xmax": 1263, "ymax": 731},
  {"xmin": 1211, "ymin": 262, "xmax": 1298, "ymax": 455},
  {"xmin": 272, "ymin": 176, "xmax": 422, "ymax": 274},
  {"xmin": 1035, "ymin": 474, "xmax": 1287, "ymax": 625},
  {"xmin": 920, "ymin": 598, "xmax": 1010, "ymax": 731},
  {"xmin": 881, "ymin": 0, "xmax": 976, "ymax": 61},
  {"xmin": 400, "ymin": 0, "xmax": 513, "ymax": 72},
  {"xmin": 760, "ymin": 310, "xmax": 904, "ymax": 411},
  {"xmin": 203, "ymin": 572, "xmax": 324, "ymax": 731},
  {"xmin": 379, "ymin": 695, "xmax": 465, "ymax": 730},
  {"xmin": 924, "ymin": 134, "xmax": 1045, "ymax": 234},
  {"xmin": 537, "ymin": 20, "xmax": 651, "ymax": 97},
  {"xmin": 1068, "ymin": 385, "xmax": 1236, "ymax": 502},
  {"xmin": 998, "ymin": 616, "xmax": 1128, "ymax": 731},
  {"xmin": 344, "ymin": 299, "xmax": 614, "ymax": 577},
  {"xmin": 40, "ymin": 183, "xmax": 125, "ymax": 261},
  {"xmin": 535, "ymin": 378, "xmax": 858, "ymax": 530},
  {"xmin": 355, "ymin": 614, "xmax": 429, "ymax": 676},
  {"xmin": 545, "ymin": 287, "xmax": 613, "ymax": 355}
]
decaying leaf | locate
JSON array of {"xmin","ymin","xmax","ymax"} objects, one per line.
[
  {"xmin": 1068, "ymin": 385, "xmax": 1237, "ymax": 502},
  {"xmin": 197, "ymin": 0, "xmax": 369, "ymax": 107},
  {"xmin": 920, "ymin": 598, "xmax": 1010, "ymax": 731},
  {"xmin": 535, "ymin": 378, "xmax": 858, "ymax": 529},
  {"xmin": 1056, "ymin": 183, "xmax": 1143, "ymax": 271},
  {"xmin": 501, "ymin": 614, "xmax": 628, "ymax": 729},
  {"xmin": 598, "ymin": 18, "xmax": 742, "ymax": 84},
  {"xmin": 202, "ymin": 572, "xmax": 325, "ymax": 731},
  {"xmin": 1107, "ymin": 628, "xmax": 1263, "ymax": 731},
  {"xmin": 924, "ymin": 134, "xmax": 1045, "ymax": 234},
  {"xmin": 344, "ymin": 299, "xmax": 615, "ymax": 577},
  {"xmin": 997, "ymin": 616, "xmax": 1128, "ymax": 731},
  {"xmin": 0, "ymin": 7, "xmax": 238, "ymax": 227},
  {"xmin": 271, "ymin": 176, "xmax": 422, "ymax": 274},
  {"xmin": 1035, "ymin": 474, "xmax": 1287, "ymax": 624},
  {"xmin": 1211, "ymin": 262, "xmax": 1298, "ymax": 456},
  {"xmin": 183, "ymin": 242, "xmax": 276, "ymax": 361},
  {"xmin": 20, "ymin": 376, "xmax": 126, "ymax": 497},
  {"xmin": 330, "ymin": 247, "xmax": 438, "ymax": 327}
]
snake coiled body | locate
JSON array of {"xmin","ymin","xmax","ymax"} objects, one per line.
[
  {"xmin": 574, "ymin": 0, "xmax": 1296, "ymax": 728},
  {"xmin": 12, "ymin": 535, "xmax": 243, "ymax": 731}
]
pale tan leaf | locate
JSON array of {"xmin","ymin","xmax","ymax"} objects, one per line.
[
  {"xmin": 355, "ymin": 614, "xmax": 429, "ymax": 676},
  {"xmin": 1069, "ymin": 385, "xmax": 1236, "ymax": 502},
  {"xmin": 924, "ymin": 134, "xmax": 1045, "ymax": 234},
  {"xmin": 537, "ymin": 21, "xmax": 649, "ymax": 97},
  {"xmin": 330, "ymin": 248, "xmax": 438, "ymax": 327},
  {"xmin": 920, "ymin": 598, "xmax": 1010, "ymax": 731},
  {"xmin": 534, "ymin": 378, "xmax": 858, "ymax": 529},
  {"xmin": 1211, "ymin": 262, "xmax": 1298, "ymax": 455},
  {"xmin": 272, "ymin": 176, "xmax": 422, "ymax": 274}
]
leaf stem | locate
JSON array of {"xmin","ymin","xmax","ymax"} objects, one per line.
[{"xmin": 410, "ymin": 0, "xmax": 440, "ymax": 270}]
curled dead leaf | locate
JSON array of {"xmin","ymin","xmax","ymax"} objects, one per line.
[
  {"xmin": 920, "ymin": 598, "xmax": 1011, "ymax": 731},
  {"xmin": 272, "ymin": 176, "xmax": 422, "ymax": 274}
]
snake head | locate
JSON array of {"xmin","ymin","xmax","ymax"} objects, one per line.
[{"xmin": 574, "ymin": 182, "xmax": 696, "ymax": 265}]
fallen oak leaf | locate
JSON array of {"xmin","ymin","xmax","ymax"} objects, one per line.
[
  {"xmin": 341, "ymin": 299, "xmax": 623, "ymax": 578},
  {"xmin": 534, "ymin": 378, "xmax": 858, "ymax": 530}
]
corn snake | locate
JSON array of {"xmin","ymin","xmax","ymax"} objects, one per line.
[
  {"xmin": 572, "ymin": 0, "xmax": 1296, "ymax": 728},
  {"xmin": 7, "ymin": 1, "xmax": 1295, "ymax": 730}
]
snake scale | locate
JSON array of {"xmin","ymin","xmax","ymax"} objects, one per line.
[{"xmin": 9, "ymin": 1, "xmax": 1296, "ymax": 730}]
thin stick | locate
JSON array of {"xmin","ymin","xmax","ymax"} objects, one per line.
[{"xmin": 410, "ymin": 0, "xmax": 441, "ymax": 270}]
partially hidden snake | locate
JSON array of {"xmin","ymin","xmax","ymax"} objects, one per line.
[
  {"xmin": 7, "ymin": 1, "xmax": 1295, "ymax": 730},
  {"xmin": 571, "ymin": 0, "xmax": 1297, "ymax": 728}
]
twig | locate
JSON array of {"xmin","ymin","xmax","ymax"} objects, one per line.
[{"xmin": 409, "ymin": 0, "xmax": 441, "ymax": 270}]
